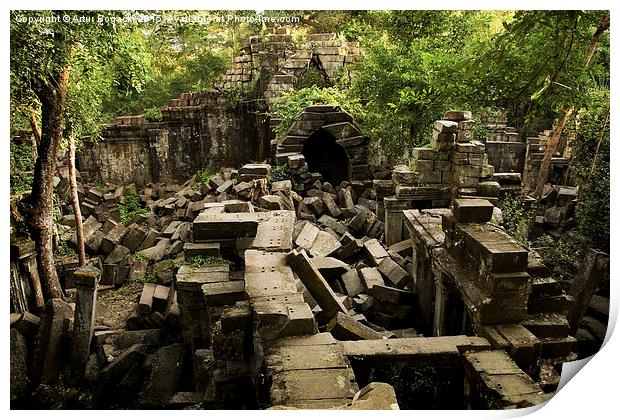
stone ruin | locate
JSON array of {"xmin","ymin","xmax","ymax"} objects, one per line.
[
  {"xmin": 10, "ymin": 104, "xmax": 609, "ymax": 409},
  {"xmin": 76, "ymin": 29, "xmax": 362, "ymax": 187}
]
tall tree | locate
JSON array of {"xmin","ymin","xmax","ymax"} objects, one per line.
[
  {"xmin": 533, "ymin": 12, "xmax": 609, "ymax": 197},
  {"xmin": 11, "ymin": 10, "xmax": 147, "ymax": 299}
]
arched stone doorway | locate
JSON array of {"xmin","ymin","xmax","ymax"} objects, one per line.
[
  {"xmin": 302, "ymin": 129, "xmax": 351, "ymax": 184},
  {"xmin": 274, "ymin": 105, "xmax": 371, "ymax": 181}
]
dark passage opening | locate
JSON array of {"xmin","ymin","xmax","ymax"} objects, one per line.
[{"xmin": 302, "ymin": 129, "xmax": 350, "ymax": 185}]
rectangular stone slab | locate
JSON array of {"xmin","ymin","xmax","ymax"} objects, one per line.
[
  {"xmin": 270, "ymin": 368, "xmax": 358, "ymax": 404},
  {"xmin": 193, "ymin": 211, "xmax": 258, "ymax": 241},
  {"xmin": 265, "ymin": 343, "xmax": 349, "ymax": 372},
  {"xmin": 201, "ymin": 281, "xmax": 246, "ymax": 306},
  {"xmin": 452, "ymin": 198, "xmax": 494, "ymax": 223},
  {"xmin": 251, "ymin": 211, "xmax": 295, "ymax": 251},
  {"xmin": 287, "ymin": 249, "xmax": 348, "ymax": 320}
]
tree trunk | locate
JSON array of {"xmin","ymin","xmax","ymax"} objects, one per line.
[
  {"xmin": 532, "ymin": 13, "xmax": 609, "ymax": 197},
  {"xmin": 533, "ymin": 105, "xmax": 572, "ymax": 197},
  {"xmin": 68, "ymin": 134, "xmax": 86, "ymax": 266},
  {"xmin": 28, "ymin": 108, "xmax": 41, "ymax": 159},
  {"xmin": 28, "ymin": 67, "xmax": 70, "ymax": 300}
]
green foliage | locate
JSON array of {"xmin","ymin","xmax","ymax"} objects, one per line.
[
  {"xmin": 267, "ymin": 165, "xmax": 291, "ymax": 183},
  {"xmin": 194, "ymin": 169, "xmax": 214, "ymax": 189},
  {"xmin": 10, "ymin": 140, "xmax": 34, "ymax": 195},
  {"xmin": 497, "ymin": 194, "xmax": 536, "ymax": 245},
  {"xmin": 296, "ymin": 67, "xmax": 331, "ymax": 90},
  {"xmin": 531, "ymin": 234, "xmax": 585, "ymax": 277},
  {"xmin": 118, "ymin": 194, "xmax": 147, "ymax": 225},
  {"xmin": 569, "ymin": 96, "xmax": 610, "ymax": 252},
  {"xmin": 57, "ymin": 241, "xmax": 77, "ymax": 257},
  {"xmin": 185, "ymin": 256, "xmax": 229, "ymax": 269},
  {"xmin": 131, "ymin": 252, "xmax": 148, "ymax": 262},
  {"xmin": 271, "ymin": 86, "xmax": 362, "ymax": 140},
  {"xmin": 133, "ymin": 267, "xmax": 157, "ymax": 284}
]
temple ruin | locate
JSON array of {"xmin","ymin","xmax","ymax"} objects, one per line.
[{"xmin": 10, "ymin": 29, "xmax": 609, "ymax": 410}]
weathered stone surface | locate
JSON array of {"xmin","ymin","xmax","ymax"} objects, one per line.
[
  {"xmin": 139, "ymin": 283, "xmax": 157, "ymax": 315},
  {"xmin": 452, "ymin": 198, "xmax": 494, "ymax": 223},
  {"xmin": 120, "ymin": 224, "xmax": 148, "ymax": 252},
  {"xmin": 377, "ymin": 257, "xmax": 410, "ymax": 288},
  {"xmin": 184, "ymin": 242, "xmax": 220, "ymax": 258},
  {"xmin": 363, "ymin": 238, "xmax": 389, "ymax": 265},
  {"xmin": 295, "ymin": 222, "xmax": 319, "ymax": 249},
  {"xmin": 113, "ymin": 329, "xmax": 161, "ymax": 349},
  {"xmin": 359, "ymin": 267, "xmax": 385, "ymax": 290},
  {"xmin": 193, "ymin": 211, "xmax": 258, "ymax": 241},
  {"xmin": 287, "ymin": 249, "xmax": 348, "ymax": 320},
  {"xmin": 462, "ymin": 349, "xmax": 548, "ymax": 409},
  {"xmin": 303, "ymin": 196, "xmax": 326, "ymax": 216},
  {"xmin": 30, "ymin": 298, "xmax": 74, "ymax": 385},
  {"xmin": 443, "ymin": 110, "xmax": 472, "ymax": 121},
  {"xmin": 308, "ymin": 231, "xmax": 341, "ymax": 257},
  {"xmin": 259, "ymin": 195, "xmax": 285, "ymax": 210},
  {"xmin": 252, "ymin": 210, "xmax": 295, "ymax": 251},
  {"xmin": 312, "ymin": 257, "xmax": 349, "ymax": 279},
  {"xmin": 201, "ymin": 281, "xmax": 247, "ymax": 306},
  {"xmin": 327, "ymin": 312, "xmax": 386, "ymax": 341},
  {"xmin": 253, "ymin": 301, "xmax": 317, "ymax": 339},
  {"xmin": 139, "ymin": 343, "xmax": 184, "ymax": 407},
  {"xmin": 341, "ymin": 269, "xmax": 365, "ymax": 297},
  {"xmin": 71, "ymin": 265, "xmax": 100, "ymax": 381},
  {"xmin": 10, "ymin": 329, "xmax": 29, "ymax": 401},
  {"xmin": 104, "ymin": 244, "xmax": 130, "ymax": 264},
  {"xmin": 335, "ymin": 382, "xmax": 399, "ymax": 410},
  {"xmin": 138, "ymin": 239, "xmax": 171, "ymax": 261},
  {"xmin": 100, "ymin": 223, "xmax": 128, "ymax": 256},
  {"xmin": 98, "ymin": 344, "xmax": 147, "ymax": 385},
  {"xmin": 10, "ymin": 311, "xmax": 40, "ymax": 342},
  {"xmin": 369, "ymin": 285, "xmax": 417, "ymax": 306}
]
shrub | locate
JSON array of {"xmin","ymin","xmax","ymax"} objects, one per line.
[
  {"xmin": 118, "ymin": 193, "xmax": 147, "ymax": 225},
  {"xmin": 267, "ymin": 165, "xmax": 291, "ymax": 183}
]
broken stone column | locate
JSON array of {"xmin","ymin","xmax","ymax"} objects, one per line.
[
  {"xmin": 30, "ymin": 298, "xmax": 74, "ymax": 385},
  {"xmin": 383, "ymin": 197, "xmax": 411, "ymax": 246},
  {"xmin": 71, "ymin": 265, "xmax": 101, "ymax": 381},
  {"xmin": 568, "ymin": 249, "xmax": 610, "ymax": 334}
]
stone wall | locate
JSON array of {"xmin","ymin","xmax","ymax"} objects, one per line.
[
  {"xmin": 485, "ymin": 141, "xmax": 525, "ymax": 174},
  {"xmin": 78, "ymin": 94, "xmax": 267, "ymax": 187}
]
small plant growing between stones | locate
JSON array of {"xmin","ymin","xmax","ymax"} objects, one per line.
[
  {"xmin": 267, "ymin": 165, "xmax": 291, "ymax": 183},
  {"xmin": 194, "ymin": 169, "xmax": 213, "ymax": 188},
  {"xmin": 118, "ymin": 193, "xmax": 147, "ymax": 225},
  {"xmin": 185, "ymin": 256, "xmax": 229, "ymax": 269}
]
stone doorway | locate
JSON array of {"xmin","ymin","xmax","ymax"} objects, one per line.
[{"xmin": 302, "ymin": 129, "xmax": 351, "ymax": 185}]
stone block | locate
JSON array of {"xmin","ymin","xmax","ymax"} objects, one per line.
[
  {"xmin": 10, "ymin": 329, "xmax": 29, "ymax": 401},
  {"xmin": 201, "ymin": 281, "xmax": 247, "ymax": 306},
  {"xmin": 369, "ymin": 284, "xmax": 417, "ymax": 306},
  {"xmin": 100, "ymin": 223, "xmax": 128, "ymax": 256},
  {"xmin": 184, "ymin": 242, "xmax": 220, "ymax": 259},
  {"xmin": 363, "ymin": 238, "xmax": 389, "ymax": 265},
  {"xmin": 287, "ymin": 249, "xmax": 348, "ymax": 320},
  {"xmin": 104, "ymin": 244, "xmax": 130, "ymax": 265},
  {"xmin": 341, "ymin": 269, "xmax": 365, "ymax": 297},
  {"xmin": 30, "ymin": 298, "xmax": 74, "ymax": 385},
  {"xmin": 452, "ymin": 198, "xmax": 494, "ymax": 223},
  {"xmin": 443, "ymin": 110, "xmax": 472, "ymax": 121},
  {"xmin": 253, "ymin": 301, "xmax": 317, "ymax": 340},
  {"xmin": 139, "ymin": 343, "xmax": 184, "ymax": 407},
  {"xmin": 433, "ymin": 120, "xmax": 458, "ymax": 133},
  {"xmin": 308, "ymin": 231, "xmax": 341, "ymax": 257},
  {"xmin": 377, "ymin": 257, "xmax": 411, "ymax": 288},
  {"xmin": 359, "ymin": 267, "xmax": 385, "ymax": 291},
  {"xmin": 327, "ymin": 312, "xmax": 386, "ymax": 341}
]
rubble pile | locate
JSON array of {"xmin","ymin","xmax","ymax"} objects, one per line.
[{"xmin": 10, "ymin": 109, "xmax": 608, "ymax": 411}]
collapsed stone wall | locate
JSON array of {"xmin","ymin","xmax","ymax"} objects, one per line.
[
  {"xmin": 78, "ymin": 95, "xmax": 267, "ymax": 187},
  {"xmin": 79, "ymin": 30, "xmax": 362, "ymax": 188}
]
